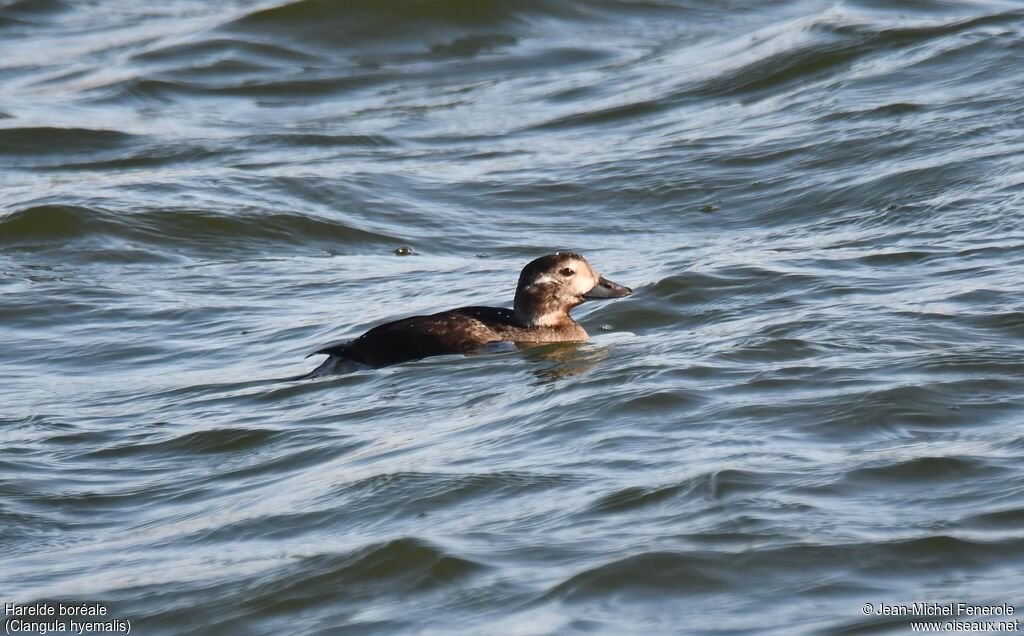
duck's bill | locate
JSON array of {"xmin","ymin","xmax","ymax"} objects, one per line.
[{"xmin": 583, "ymin": 276, "xmax": 633, "ymax": 300}]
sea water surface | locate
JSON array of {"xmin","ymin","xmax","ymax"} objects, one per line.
[{"xmin": 2, "ymin": 0, "xmax": 1024, "ymax": 634}]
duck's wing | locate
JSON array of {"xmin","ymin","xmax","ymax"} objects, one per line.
[{"xmin": 316, "ymin": 307, "xmax": 515, "ymax": 368}]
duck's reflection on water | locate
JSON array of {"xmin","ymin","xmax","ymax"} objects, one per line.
[{"xmin": 516, "ymin": 341, "xmax": 608, "ymax": 383}]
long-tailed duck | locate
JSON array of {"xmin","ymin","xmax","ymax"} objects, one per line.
[{"xmin": 308, "ymin": 253, "xmax": 631, "ymax": 374}]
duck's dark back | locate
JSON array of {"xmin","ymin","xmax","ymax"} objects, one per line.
[{"xmin": 317, "ymin": 306, "xmax": 518, "ymax": 368}]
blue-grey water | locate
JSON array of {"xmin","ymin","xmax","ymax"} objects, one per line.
[{"xmin": 2, "ymin": 0, "xmax": 1024, "ymax": 634}]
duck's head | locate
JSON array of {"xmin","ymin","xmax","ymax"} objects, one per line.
[{"xmin": 513, "ymin": 253, "xmax": 632, "ymax": 327}]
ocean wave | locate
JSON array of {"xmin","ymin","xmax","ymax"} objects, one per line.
[
  {"xmin": 223, "ymin": 0, "xmax": 584, "ymax": 40},
  {"xmin": 584, "ymin": 468, "xmax": 772, "ymax": 515},
  {"xmin": 526, "ymin": 5, "xmax": 1023, "ymax": 134},
  {"xmin": 84, "ymin": 428, "xmax": 287, "ymax": 458},
  {"xmin": 0, "ymin": 126, "xmax": 135, "ymax": 155},
  {"xmin": 111, "ymin": 537, "xmax": 485, "ymax": 633},
  {"xmin": 549, "ymin": 536, "xmax": 1024, "ymax": 601},
  {"xmin": 0, "ymin": 204, "xmax": 405, "ymax": 254},
  {"xmin": 842, "ymin": 455, "xmax": 1007, "ymax": 484},
  {"xmin": 0, "ymin": 0, "xmax": 72, "ymax": 27}
]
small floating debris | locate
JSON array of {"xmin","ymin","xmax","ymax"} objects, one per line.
[
  {"xmin": 700, "ymin": 204, "xmax": 718, "ymax": 213},
  {"xmin": 599, "ymin": 324, "xmax": 614, "ymax": 332},
  {"xmin": 393, "ymin": 246, "xmax": 416, "ymax": 256}
]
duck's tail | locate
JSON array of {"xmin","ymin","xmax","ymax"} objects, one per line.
[{"xmin": 295, "ymin": 349, "xmax": 370, "ymax": 380}]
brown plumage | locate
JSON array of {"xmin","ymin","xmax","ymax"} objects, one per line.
[{"xmin": 308, "ymin": 253, "xmax": 631, "ymax": 374}]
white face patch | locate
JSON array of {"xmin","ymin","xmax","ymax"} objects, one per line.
[
  {"xmin": 526, "ymin": 260, "xmax": 599, "ymax": 298},
  {"xmin": 564, "ymin": 259, "xmax": 599, "ymax": 296},
  {"xmin": 530, "ymin": 273, "xmax": 560, "ymax": 286}
]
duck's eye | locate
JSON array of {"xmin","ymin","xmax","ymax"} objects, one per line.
[{"xmin": 560, "ymin": 267, "xmax": 575, "ymax": 277}]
